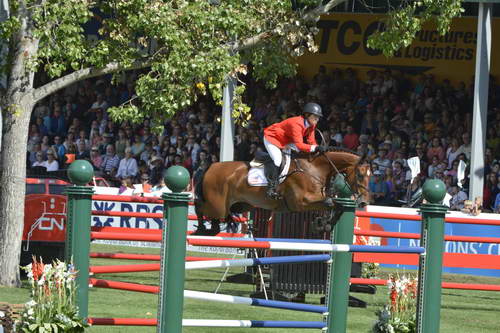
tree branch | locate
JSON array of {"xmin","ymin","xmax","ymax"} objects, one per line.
[
  {"xmin": 32, "ymin": 0, "xmax": 346, "ymax": 103},
  {"xmin": 302, "ymin": 0, "xmax": 347, "ymax": 22},
  {"xmin": 32, "ymin": 59, "xmax": 152, "ymax": 102},
  {"xmin": 232, "ymin": 0, "xmax": 347, "ymax": 52}
]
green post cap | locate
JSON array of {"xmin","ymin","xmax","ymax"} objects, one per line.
[
  {"xmin": 422, "ymin": 179, "xmax": 446, "ymax": 204},
  {"xmin": 332, "ymin": 174, "xmax": 352, "ymax": 198},
  {"xmin": 164, "ymin": 166, "xmax": 190, "ymax": 193},
  {"xmin": 67, "ymin": 160, "xmax": 94, "ymax": 185}
]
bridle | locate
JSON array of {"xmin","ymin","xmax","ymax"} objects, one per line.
[
  {"xmin": 292, "ymin": 149, "xmax": 367, "ymax": 205},
  {"xmin": 320, "ymin": 151, "xmax": 366, "ymax": 205},
  {"xmin": 314, "ymin": 130, "xmax": 365, "ymax": 202}
]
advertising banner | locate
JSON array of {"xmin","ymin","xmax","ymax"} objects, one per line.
[
  {"xmin": 23, "ymin": 191, "xmax": 500, "ymax": 277},
  {"xmin": 297, "ymin": 13, "xmax": 500, "ymax": 84},
  {"xmin": 91, "ymin": 198, "xmax": 242, "ymax": 254},
  {"xmin": 23, "ymin": 193, "xmax": 242, "ymax": 255},
  {"xmin": 363, "ymin": 206, "xmax": 500, "ymax": 278}
]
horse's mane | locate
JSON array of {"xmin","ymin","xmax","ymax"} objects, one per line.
[
  {"xmin": 323, "ymin": 146, "xmax": 360, "ymax": 156},
  {"xmin": 292, "ymin": 146, "xmax": 360, "ymax": 159}
]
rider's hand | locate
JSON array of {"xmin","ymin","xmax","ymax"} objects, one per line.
[{"xmin": 316, "ymin": 146, "xmax": 328, "ymax": 153}]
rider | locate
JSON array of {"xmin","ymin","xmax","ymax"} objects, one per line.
[{"xmin": 263, "ymin": 102, "xmax": 327, "ymax": 199}]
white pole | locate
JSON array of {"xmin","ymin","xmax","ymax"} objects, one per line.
[
  {"xmin": 182, "ymin": 319, "xmax": 253, "ymax": 327},
  {"xmin": 184, "ymin": 290, "xmax": 253, "ymax": 306},
  {"xmin": 219, "ymin": 77, "xmax": 235, "ymax": 162},
  {"xmin": 470, "ymin": 3, "xmax": 492, "ymax": 202}
]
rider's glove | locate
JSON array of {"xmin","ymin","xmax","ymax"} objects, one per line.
[{"xmin": 316, "ymin": 146, "xmax": 328, "ymax": 153}]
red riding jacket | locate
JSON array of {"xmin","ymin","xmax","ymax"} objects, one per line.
[{"xmin": 264, "ymin": 116, "xmax": 318, "ymax": 152}]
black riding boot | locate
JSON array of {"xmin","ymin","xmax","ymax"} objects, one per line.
[{"xmin": 266, "ymin": 164, "xmax": 280, "ymax": 199}]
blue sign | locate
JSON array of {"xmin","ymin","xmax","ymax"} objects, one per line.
[{"xmin": 372, "ymin": 218, "xmax": 500, "ymax": 278}]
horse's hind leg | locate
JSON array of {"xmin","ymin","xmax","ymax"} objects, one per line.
[
  {"xmin": 209, "ymin": 219, "xmax": 221, "ymax": 236},
  {"xmin": 193, "ymin": 201, "xmax": 226, "ymax": 235}
]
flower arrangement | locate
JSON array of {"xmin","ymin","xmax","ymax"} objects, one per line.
[
  {"xmin": 15, "ymin": 257, "xmax": 88, "ymax": 333},
  {"xmin": 372, "ymin": 274, "xmax": 418, "ymax": 333},
  {"xmin": 360, "ymin": 237, "xmax": 380, "ymax": 279},
  {"xmin": 361, "ymin": 262, "xmax": 380, "ymax": 279}
]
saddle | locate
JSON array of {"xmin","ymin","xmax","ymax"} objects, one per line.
[
  {"xmin": 252, "ymin": 151, "xmax": 274, "ymax": 165},
  {"xmin": 247, "ymin": 150, "xmax": 291, "ymax": 187}
]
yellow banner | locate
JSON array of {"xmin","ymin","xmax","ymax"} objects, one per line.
[{"xmin": 297, "ymin": 13, "xmax": 500, "ymax": 84}]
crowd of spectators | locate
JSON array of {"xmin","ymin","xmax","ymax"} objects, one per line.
[{"xmin": 26, "ymin": 66, "xmax": 500, "ymax": 212}]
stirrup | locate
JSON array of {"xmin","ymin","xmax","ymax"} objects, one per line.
[{"xmin": 266, "ymin": 184, "xmax": 281, "ymax": 200}]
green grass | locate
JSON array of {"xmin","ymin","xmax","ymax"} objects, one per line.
[{"xmin": 2, "ymin": 244, "xmax": 500, "ymax": 332}]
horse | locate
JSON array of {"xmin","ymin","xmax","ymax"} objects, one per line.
[{"xmin": 194, "ymin": 147, "xmax": 371, "ymax": 234}]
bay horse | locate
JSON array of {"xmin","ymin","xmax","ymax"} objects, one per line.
[{"xmin": 194, "ymin": 147, "xmax": 371, "ymax": 234}]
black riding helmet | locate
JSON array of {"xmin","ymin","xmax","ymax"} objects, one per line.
[{"xmin": 303, "ymin": 103, "xmax": 323, "ymax": 118}]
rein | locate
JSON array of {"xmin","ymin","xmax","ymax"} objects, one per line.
[
  {"xmin": 320, "ymin": 152, "xmax": 357, "ymax": 199},
  {"xmin": 286, "ymin": 145, "xmax": 367, "ymax": 203},
  {"xmin": 292, "ymin": 151, "xmax": 350, "ymax": 199}
]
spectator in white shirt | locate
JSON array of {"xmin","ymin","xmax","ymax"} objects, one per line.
[
  {"xmin": 32, "ymin": 152, "xmax": 46, "ymax": 168},
  {"xmin": 116, "ymin": 147, "xmax": 138, "ymax": 179},
  {"xmin": 76, "ymin": 130, "xmax": 91, "ymax": 150},
  {"xmin": 100, "ymin": 144, "xmax": 120, "ymax": 175},
  {"xmin": 457, "ymin": 132, "xmax": 471, "ymax": 161},
  {"xmin": 44, "ymin": 150, "xmax": 59, "ymax": 171},
  {"xmin": 89, "ymin": 94, "xmax": 109, "ymax": 113}
]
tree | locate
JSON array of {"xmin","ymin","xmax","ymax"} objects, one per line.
[{"xmin": 0, "ymin": 0, "xmax": 464, "ymax": 287}]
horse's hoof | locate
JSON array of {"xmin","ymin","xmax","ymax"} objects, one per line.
[
  {"xmin": 206, "ymin": 229, "xmax": 219, "ymax": 236},
  {"xmin": 192, "ymin": 224, "xmax": 208, "ymax": 235},
  {"xmin": 210, "ymin": 224, "xmax": 221, "ymax": 236},
  {"xmin": 192, "ymin": 229, "xmax": 209, "ymax": 236}
]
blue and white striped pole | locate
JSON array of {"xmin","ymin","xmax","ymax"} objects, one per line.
[
  {"xmin": 188, "ymin": 238, "xmax": 425, "ymax": 253},
  {"xmin": 188, "ymin": 236, "xmax": 332, "ymax": 244},
  {"xmin": 185, "ymin": 254, "xmax": 330, "ymax": 270},
  {"xmin": 182, "ymin": 319, "xmax": 326, "ymax": 328},
  {"xmin": 184, "ymin": 290, "xmax": 327, "ymax": 313}
]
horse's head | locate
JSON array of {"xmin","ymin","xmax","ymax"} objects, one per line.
[
  {"xmin": 352, "ymin": 162, "xmax": 371, "ymax": 207},
  {"xmin": 322, "ymin": 149, "xmax": 371, "ymax": 207}
]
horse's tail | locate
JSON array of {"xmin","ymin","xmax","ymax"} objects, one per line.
[
  {"xmin": 193, "ymin": 166, "xmax": 208, "ymax": 203},
  {"xmin": 193, "ymin": 165, "xmax": 212, "ymax": 232}
]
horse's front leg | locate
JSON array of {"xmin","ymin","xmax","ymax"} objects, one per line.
[{"xmin": 300, "ymin": 189, "xmax": 337, "ymax": 211}]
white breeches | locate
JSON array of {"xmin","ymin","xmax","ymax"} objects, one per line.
[{"xmin": 264, "ymin": 137, "xmax": 282, "ymax": 167}]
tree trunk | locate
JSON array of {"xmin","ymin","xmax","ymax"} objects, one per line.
[
  {"xmin": 0, "ymin": 0, "xmax": 39, "ymax": 286},
  {"xmin": 0, "ymin": 99, "xmax": 32, "ymax": 287}
]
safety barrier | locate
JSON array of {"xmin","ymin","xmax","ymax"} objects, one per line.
[
  {"xmin": 65, "ymin": 161, "xmax": 447, "ymax": 333},
  {"xmin": 250, "ymin": 206, "xmax": 500, "ymax": 296},
  {"xmin": 351, "ymin": 206, "xmax": 500, "ymax": 277}
]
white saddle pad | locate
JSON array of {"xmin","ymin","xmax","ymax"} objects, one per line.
[{"xmin": 247, "ymin": 152, "xmax": 291, "ymax": 187}]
